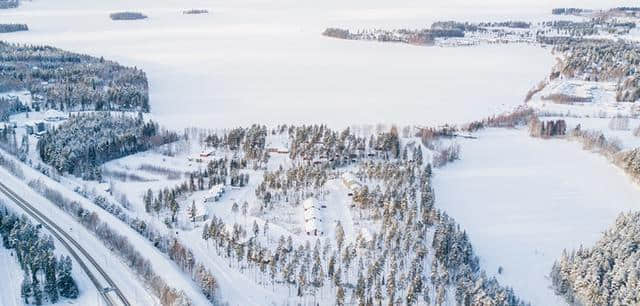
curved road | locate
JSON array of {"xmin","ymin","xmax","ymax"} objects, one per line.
[{"xmin": 0, "ymin": 181, "xmax": 131, "ymax": 306}]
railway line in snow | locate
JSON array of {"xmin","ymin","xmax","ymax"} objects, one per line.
[{"xmin": 0, "ymin": 180, "xmax": 131, "ymax": 306}]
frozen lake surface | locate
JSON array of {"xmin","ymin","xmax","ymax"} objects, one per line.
[
  {"xmin": 0, "ymin": 0, "xmax": 616, "ymax": 128},
  {"xmin": 434, "ymin": 128, "xmax": 640, "ymax": 305}
]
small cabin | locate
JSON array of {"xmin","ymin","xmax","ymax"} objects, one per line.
[{"xmin": 200, "ymin": 150, "xmax": 214, "ymax": 158}]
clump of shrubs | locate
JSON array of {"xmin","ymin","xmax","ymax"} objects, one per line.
[
  {"xmin": 110, "ymin": 12, "xmax": 148, "ymax": 20},
  {"xmin": 608, "ymin": 116, "xmax": 630, "ymax": 131},
  {"xmin": 183, "ymin": 9, "xmax": 208, "ymax": 15},
  {"xmin": 529, "ymin": 117, "xmax": 567, "ymax": 138},
  {"xmin": 0, "ymin": 23, "xmax": 28, "ymax": 33}
]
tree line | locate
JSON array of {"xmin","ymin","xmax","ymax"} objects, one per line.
[
  {"xmin": 0, "ymin": 23, "xmax": 28, "ymax": 33},
  {"xmin": 0, "ymin": 41, "xmax": 149, "ymax": 112}
]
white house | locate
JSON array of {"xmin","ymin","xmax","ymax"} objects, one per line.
[
  {"xmin": 342, "ymin": 172, "xmax": 362, "ymax": 195},
  {"xmin": 204, "ymin": 184, "xmax": 225, "ymax": 203},
  {"xmin": 267, "ymin": 147, "xmax": 289, "ymax": 154},
  {"xmin": 302, "ymin": 198, "xmax": 323, "ymax": 236}
]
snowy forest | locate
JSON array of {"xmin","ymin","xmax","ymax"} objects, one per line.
[
  {"xmin": 37, "ymin": 113, "xmax": 177, "ymax": 179},
  {"xmin": 0, "ymin": 42, "xmax": 149, "ymax": 112},
  {"xmin": 0, "ymin": 0, "xmax": 18, "ymax": 9},
  {"xmin": 550, "ymin": 211, "xmax": 640, "ymax": 305},
  {"xmin": 0, "ymin": 202, "xmax": 79, "ymax": 305},
  {"xmin": 547, "ymin": 40, "xmax": 640, "ymax": 102},
  {"xmin": 203, "ymin": 160, "xmax": 526, "ymax": 305}
]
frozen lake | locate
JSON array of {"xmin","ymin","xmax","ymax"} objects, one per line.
[
  {"xmin": 3, "ymin": 0, "xmax": 630, "ymax": 128},
  {"xmin": 434, "ymin": 128, "xmax": 640, "ymax": 305}
]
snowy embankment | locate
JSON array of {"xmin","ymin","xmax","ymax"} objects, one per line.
[
  {"xmin": 0, "ymin": 247, "xmax": 24, "ymax": 306},
  {"xmin": 434, "ymin": 127, "xmax": 640, "ymax": 306},
  {"xmin": 546, "ymin": 117, "xmax": 640, "ymax": 150},
  {"xmin": 0, "ymin": 150, "xmax": 212, "ymax": 305}
]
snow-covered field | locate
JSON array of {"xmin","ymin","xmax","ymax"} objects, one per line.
[
  {"xmin": 434, "ymin": 127, "xmax": 640, "ymax": 306},
  {"xmin": 528, "ymin": 79, "xmax": 640, "ymax": 118},
  {"xmin": 547, "ymin": 116, "xmax": 640, "ymax": 149},
  {"xmin": 0, "ymin": 245, "xmax": 27, "ymax": 306}
]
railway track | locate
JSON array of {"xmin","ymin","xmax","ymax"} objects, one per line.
[{"xmin": 0, "ymin": 181, "xmax": 131, "ymax": 306}]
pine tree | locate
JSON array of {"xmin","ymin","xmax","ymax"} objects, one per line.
[
  {"xmin": 263, "ymin": 220, "xmax": 269, "ymax": 236},
  {"xmin": 32, "ymin": 277, "xmax": 43, "ymax": 305},
  {"xmin": 21, "ymin": 273, "xmax": 32, "ymax": 304},
  {"xmin": 386, "ymin": 257, "xmax": 396, "ymax": 305},
  {"xmin": 335, "ymin": 222, "xmax": 345, "ymax": 250},
  {"xmin": 144, "ymin": 189, "xmax": 153, "ymax": 213},
  {"xmin": 334, "ymin": 267, "xmax": 342, "ymax": 287},
  {"xmin": 252, "ymin": 221, "xmax": 259, "ymax": 237},
  {"xmin": 336, "ymin": 286, "xmax": 346, "ymax": 306},
  {"xmin": 406, "ymin": 282, "xmax": 416, "ymax": 305},
  {"xmin": 170, "ymin": 197, "xmax": 179, "ymax": 223},
  {"xmin": 312, "ymin": 256, "xmax": 324, "ymax": 287},
  {"xmin": 415, "ymin": 146, "xmax": 423, "ymax": 166},
  {"xmin": 231, "ymin": 202, "xmax": 239, "ymax": 216},
  {"xmin": 44, "ymin": 256, "xmax": 59, "ymax": 303},
  {"xmin": 298, "ymin": 260, "xmax": 308, "ymax": 296},
  {"xmin": 19, "ymin": 133, "xmax": 29, "ymax": 161},
  {"xmin": 355, "ymin": 271, "xmax": 366, "ymax": 304},
  {"xmin": 328, "ymin": 255, "xmax": 336, "ymax": 278},
  {"xmin": 202, "ymin": 222, "xmax": 210, "ymax": 241},
  {"xmin": 57, "ymin": 256, "xmax": 78, "ymax": 299},
  {"xmin": 241, "ymin": 201, "xmax": 248, "ymax": 220},
  {"xmin": 189, "ymin": 200, "xmax": 197, "ymax": 223},
  {"xmin": 374, "ymin": 280, "xmax": 383, "ymax": 306}
]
